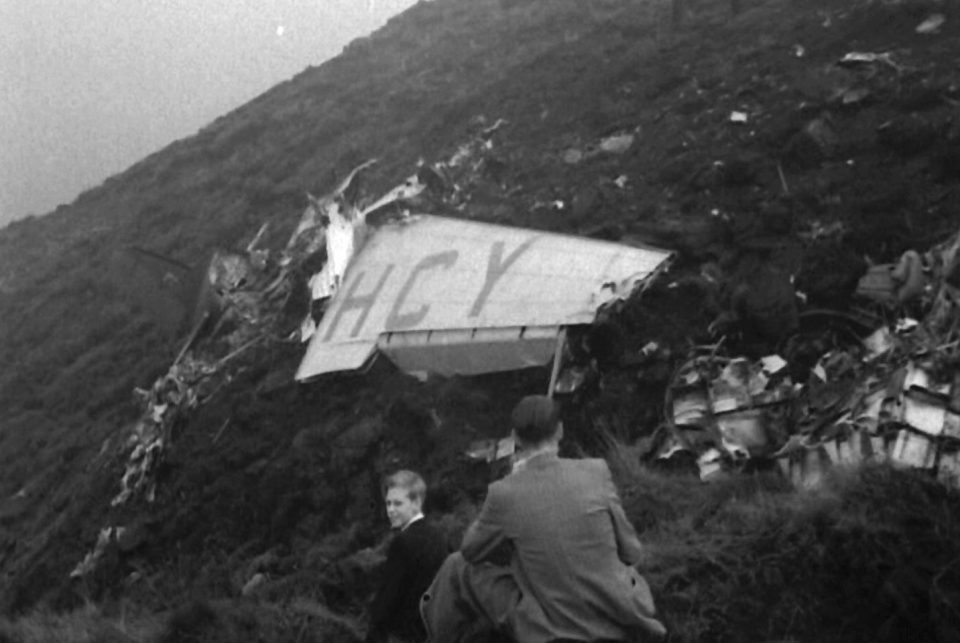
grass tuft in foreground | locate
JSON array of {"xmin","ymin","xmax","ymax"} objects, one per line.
[
  {"xmin": 606, "ymin": 436, "xmax": 960, "ymax": 643},
  {"xmin": 0, "ymin": 603, "xmax": 162, "ymax": 643}
]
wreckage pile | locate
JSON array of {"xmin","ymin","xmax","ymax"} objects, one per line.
[
  {"xmin": 656, "ymin": 225, "xmax": 960, "ymax": 490},
  {"xmin": 71, "ymin": 118, "xmax": 960, "ymax": 587},
  {"xmin": 7, "ymin": 1, "xmax": 960, "ymax": 640},
  {"xmin": 69, "ymin": 120, "xmax": 543, "ymax": 580}
]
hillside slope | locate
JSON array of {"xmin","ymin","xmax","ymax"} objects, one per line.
[{"xmin": 3, "ymin": 0, "xmax": 960, "ymax": 640}]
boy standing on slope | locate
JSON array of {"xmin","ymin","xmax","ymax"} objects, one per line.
[{"xmin": 365, "ymin": 470, "xmax": 448, "ymax": 643}]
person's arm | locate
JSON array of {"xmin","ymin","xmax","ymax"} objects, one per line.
[
  {"xmin": 365, "ymin": 535, "xmax": 405, "ymax": 643},
  {"xmin": 601, "ymin": 461, "xmax": 644, "ymax": 566},
  {"xmin": 460, "ymin": 484, "xmax": 509, "ymax": 563}
]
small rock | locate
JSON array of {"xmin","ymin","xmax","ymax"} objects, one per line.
[
  {"xmin": 784, "ymin": 117, "xmax": 838, "ymax": 167},
  {"xmin": 877, "ymin": 115, "xmax": 939, "ymax": 156},
  {"xmin": 568, "ymin": 186, "xmax": 599, "ymax": 222},
  {"xmin": 840, "ymin": 87, "xmax": 871, "ymax": 106},
  {"xmin": 563, "ymin": 148, "xmax": 584, "ymax": 164},
  {"xmin": 242, "ymin": 572, "xmax": 267, "ymax": 596},
  {"xmin": 115, "ymin": 524, "xmax": 147, "ymax": 552},
  {"xmin": 599, "ymin": 133, "xmax": 634, "ymax": 154}
]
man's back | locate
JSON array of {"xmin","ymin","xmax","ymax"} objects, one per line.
[{"xmin": 462, "ymin": 454, "xmax": 662, "ymax": 642}]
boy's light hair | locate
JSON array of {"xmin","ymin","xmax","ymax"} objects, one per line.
[{"xmin": 383, "ymin": 469, "xmax": 427, "ymax": 504}]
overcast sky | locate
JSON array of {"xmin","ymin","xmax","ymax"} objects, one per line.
[{"xmin": 0, "ymin": 0, "xmax": 419, "ymax": 228}]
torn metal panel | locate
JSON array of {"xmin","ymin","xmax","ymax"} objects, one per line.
[
  {"xmin": 760, "ymin": 354, "xmax": 787, "ymax": 376},
  {"xmin": 672, "ymin": 387, "xmax": 710, "ymax": 428},
  {"xmin": 285, "ymin": 161, "xmax": 379, "ymax": 335},
  {"xmin": 838, "ymin": 51, "xmax": 902, "ymax": 71},
  {"xmin": 904, "ymin": 361, "xmax": 951, "ymax": 396},
  {"xmin": 709, "ymin": 359, "xmax": 756, "ymax": 413},
  {"xmin": 889, "ymin": 429, "xmax": 937, "ymax": 469},
  {"xmin": 378, "ymin": 326, "xmax": 560, "ymax": 377},
  {"xmin": 716, "ymin": 409, "xmax": 769, "ymax": 458},
  {"xmin": 697, "ymin": 448, "xmax": 725, "ymax": 482},
  {"xmin": 903, "ymin": 388, "xmax": 948, "ymax": 436},
  {"xmin": 360, "ymin": 172, "xmax": 427, "ymax": 220},
  {"xmin": 296, "ymin": 215, "xmax": 672, "ymax": 380},
  {"xmin": 862, "ymin": 326, "xmax": 894, "ymax": 359},
  {"xmin": 297, "ymin": 339, "xmax": 379, "ymax": 375},
  {"xmin": 300, "ymin": 316, "xmax": 317, "ymax": 343},
  {"xmin": 285, "ymin": 159, "xmax": 376, "ymax": 260},
  {"xmin": 466, "ymin": 436, "xmax": 515, "ymax": 462},
  {"xmin": 308, "ymin": 204, "xmax": 370, "ymax": 302},
  {"xmin": 209, "ymin": 251, "xmax": 253, "ymax": 292},
  {"xmin": 852, "ymin": 387, "xmax": 885, "ymax": 432}
]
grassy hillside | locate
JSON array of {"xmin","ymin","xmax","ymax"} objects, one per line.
[{"xmin": 2, "ymin": 0, "xmax": 960, "ymax": 640}]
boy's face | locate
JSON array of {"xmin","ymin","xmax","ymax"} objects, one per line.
[{"xmin": 385, "ymin": 487, "xmax": 421, "ymax": 529}]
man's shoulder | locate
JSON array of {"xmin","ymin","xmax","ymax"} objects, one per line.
[
  {"xmin": 495, "ymin": 457, "xmax": 610, "ymax": 489},
  {"xmin": 560, "ymin": 456, "xmax": 611, "ymax": 476},
  {"xmin": 562, "ymin": 456, "xmax": 609, "ymax": 468}
]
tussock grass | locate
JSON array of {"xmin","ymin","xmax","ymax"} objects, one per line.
[
  {"xmin": 0, "ymin": 603, "xmax": 161, "ymax": 643},
  {"xmin": 605, "ymin": 434, "xmax": 960, "ymax": 642},
  {"xmin": 154, "ymin": 599, "xmax": 360, "ymax": 643}
]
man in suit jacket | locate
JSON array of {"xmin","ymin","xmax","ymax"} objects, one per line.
[
  {"xmin": 421, "ymin": 396, "xmax": 666, "ymax": 643},
  {"xmin": 366, "ymin": 470, "xmax": 449, "ymax": 643}
]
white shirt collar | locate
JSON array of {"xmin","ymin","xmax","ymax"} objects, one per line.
[
  {"xmin": 511, "ymin": 444, "xmax": 558, "ymax": 473},
  {"xmin": 401, "ymin": 512, "xmax": 424, "ymax": 531}
]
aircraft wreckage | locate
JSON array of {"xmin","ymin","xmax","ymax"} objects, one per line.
[
  {"xmin": 72, "ymin": 119, "xmax": 960, "ymax": 579},
  {"xmin": 295, "ymin": 214, "xmax": 671, "ymax": 380}
]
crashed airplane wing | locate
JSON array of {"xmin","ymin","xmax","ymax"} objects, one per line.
[{"xmin": 296, "ymin": 215, "xmax": 672, "ymax": 380}]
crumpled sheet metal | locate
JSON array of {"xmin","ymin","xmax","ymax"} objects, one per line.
[
  {"xmin": 283, "ymin": 159, "xmax": 376, "ymax": 265},
  {"xmin": 306, "ymin": 201, "xmax": 369, "ymax": 302},
  {"xmin": 661, "ymin": 353, "xmax": 795, "ymax": 472},
  {"xmin": 792, "ymin": 361, "xmax": 958, "ymax": 486},
  {"xmin": 297, "ymin": 161, "xmax": 432, "ymax": 340},
  {"xmin": 209, "ymin": 251, "xmax": 253, "ymax": 293},
  {"xmin": 775, "ymin": 427, "xmax": 887, "ymax": 489},
  {"xmin": 88, "ymin": 150, "xmax": 467, "ymax": 578},
  {"xmin": 663, "ymin": 225, "xmax": 960, "ymax": 488},
  {"xmin": 360, "ymin": 172, "xmax": 427, "ymax": 220},
  {"xmin": 70, "ymin": 526, "xmax": 126, "ymax": 578},
  {"xmin": 659, "ymin": 344, "xmax": 960, "ymax": 488},
  {"xmin": 856, "ymin": 225, "xmax": 960, "ymax": 312},
  {"xmin": 465, "ymin": 436, "xmax": 515, "ymax": 463},
  {"xmin": 111, "ymin": 353, "xmax": 215, "ymax": 507},
  {"xmin": 838, "ymin": 51, "xmax": 903, "ymax": 71}
]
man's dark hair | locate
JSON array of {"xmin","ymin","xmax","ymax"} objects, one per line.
[{"xmin": 511, "ymin": 395, "xmax": 561, "ymax": 444}]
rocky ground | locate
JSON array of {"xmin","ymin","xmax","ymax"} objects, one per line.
[{"xmin": 2, "ymin": 0, "xmax": 960, "ymax": 641}]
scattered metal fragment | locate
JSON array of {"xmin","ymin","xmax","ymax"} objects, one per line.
[
  {"xmin": 915, "ymin": 14, "xmax": 945, "ymax": 35},
  {"xmin": 837, "ymin": 51, "xmax": 902, "ymax": 71},
  {"xmin": 466, "ymin": 437, "xmax": 516, "ymax": 462},
  {"xmin": 657, "ymin": 226, "xmax": 960, "ymax": 489}
]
